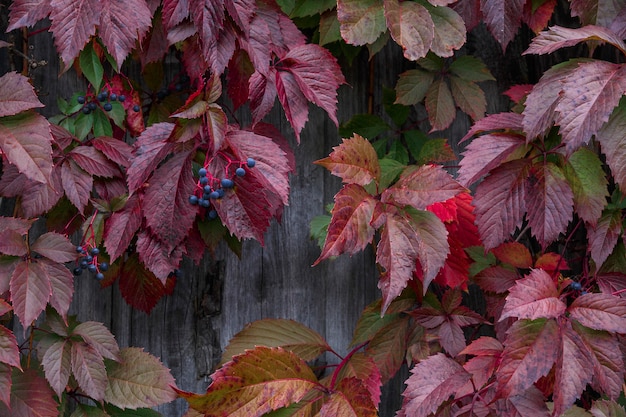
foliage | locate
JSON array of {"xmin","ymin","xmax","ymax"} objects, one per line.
[{"xmin": 1, "ymin": 0, "xmax": 626, "ymax": 416}]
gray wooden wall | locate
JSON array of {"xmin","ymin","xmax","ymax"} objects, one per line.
[{"xmin": 0, "ymin": 8, "xmax": 541, "ymax": 415}]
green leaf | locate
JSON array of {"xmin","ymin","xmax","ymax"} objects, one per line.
[
  {"xmin": 79, "ymin": 43, "xmax": 104, "ymax": 90},
  {"xmin": 378, "ymin": 157, "xmax": 405, "ymax": 189},
  {"xmin": 450, "ymin": 75, "xmax": 486, "ymax": 121},
  {"xmin": 394, "ymin": 69, "xmax": 435, "ymax": 105},
  {"xmin": 310, "ymin": 214, "xmax": 331, "ymax": 249},
  {"xmin": 424, "ymin": 4, "xmax": 466, "ymax": 58},
  {"xmin": 74, "ymin": 112, "xmax": 94, "ymax": 140},
  {"xmin": 104, "ymin": 347, "xmax": 177, "ymax": 409},
  {"xmin": 319, "ymin": 9, "xmax": 342, "ymax": 46},
  {"xmin": 563, "ymin": 148, "xmax": 609, "ymax": 225},
  {"xmin": 337, "ymin": 0, "xmax": 386, "ymax": 46},
  {"xmin": 449, "ymin": 55, "xmax": 495, "ymax": 82},
  {"xmin": 365, "ymin": 315, "xmax": 410, "ymax": 382},
  {"xmin": 179, "ymin": 347, "xmax": 319, "ymax": 416},
  {"xmin": 106, "ymin": 101, "xmax": 126, "ymax": 129},
  {"xmin": 338, "ymin": 114, "xmax": 390, "ymax": 139},
  {"xmin": 404, "ymin": 130, "xmax": 455, "ymax": 164},
  {"xmin": 386, "ymin": 140, "xmax": 409, "ymax": 165},
  {"xmin": 590, "ymin": 399, "xmax": 626, "ymax": 417},
  {"xmin": 351, "ymin": 297, "xmax": 414, "ymax": 347},
  {"xmin": 105, "ymin": 405, "xmax": 165, "ymax": 417},
  {"xmin": 382, "ymin": 87, "xmax": 409, "ymax": 126},
  {"xmin": 289, "ymin": 0, "xmax": 335, "ymax": 17},
  {"xmin": 219, "ymin": 319, "xmax": 331, "ymax": 366},
  {"xmin": 92, "ymin": 108, "xmax": 113, "ymax": 137}
]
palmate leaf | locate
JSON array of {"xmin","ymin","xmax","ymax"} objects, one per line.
[
  {"xmin": 384, "ymin": 0, "xmax": 434, "ymax": 61},
  {"xmin": 48, "ymin": 0, "xmax": 101, "ymax": 67},
  {"xmin": 496, "ymin": 318, "xmax": 559, "ymax": 398},
  {"xmin": 0, "ymin": 72, "xmax": 44, "ymax": 117},
  {"xmin": 105, "ymin": 347, "xmax": 177, "ymax": 409},
  {"xmin": 179, "ymin": 346, "xmax": 319, "ymax": 416},
  {"xmin": 315, "ymin": 134, "xmax": 381, "ymax": 186},
  {"xmin": 398, "ymin": 353, "xmax": 471, "ymax": 417},
  {"xmin": 73, "ymin": 321, "xmax": 120, "ymax": 361},
  {"xmin": 568, "ymin": 293, "xmax": 626, "ymax": 334},
  {"xmin": 376, "ymin": 206, "xmax": 448, "ymax": 311},
  {"xmin": 555, "ymin": 60, "xmax": 626, "ymax": 153},
  {"xmin": 525, "ymin": 162, "xmax": 574, "ymax": 248},
  {"xmin": 500, "ymin": 269, "xmax": 567, "ymax": 321},
  {"xmin": 127, "ymin": 122, "xmax": 176, "ymax": 194},
  {"xmin": 480, "ymin": 0, "xmax": 525, "ymax": 51},
  {"xmin": 394, "ymin": 69, "xmax": 435, "ymax": 106},
  {"xmin": 219, "ymin": 319, "xmax": 331, "ymax": 367},
  {"xmin": 449, "ymin": 75, "xmax": 486, "ymax": 121},
  {"xmin": 314, "ymin": 184, "xmax": 377, "ymax": 265},
  {"xmin": 381, "ymin": 164, "xmax": 465, "ymax": 211},
  {"xmin": 337, "ymin": 0, "xmax": 386, "ymax": 46},
  {"xmin": 524, "ymin": 25, "xmax": 626, "ymax": 56}
]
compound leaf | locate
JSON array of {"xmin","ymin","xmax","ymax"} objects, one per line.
[
  {"xmin": 48, "ymin": 0, "xmax": 101, "ymax": 66},
  {"xmin": 72, "ymin": 321, "xmax": 120, "ymax": 361},
  {"xmin": 425, "ymin": 78, "xmax": 456, "ymax": 131}
]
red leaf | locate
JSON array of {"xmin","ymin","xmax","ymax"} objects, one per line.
[
  {"xmin": 249, "ymin": 68, "xmax": 278, "ymax": 126},
  {"xmin": 314, "ymin": 184, "xmax": 377, "ymax": 265},
  {"xmin": 473, "ymin": 266, "xmax": 519, "ymax": 294},
  {"xmin": 315, "ymin": 134, "xmax": 381, "ymax": 186},
  {"xmin": 0, "ymin": 229, "xmax": 27, "ymax": 257},
  {"xmin": 42, "ymin": 259, "xmax": 74, "ymax": 322},
  {"xmin": 227, "ymin": 49, "xmax": 254, "ymax": 110},
  {"xmin": 335, "ymin": 353, "xmax": 382, "ymax": 408},
  {"xmin": 384, "ymin": 0, "xmax": 434, "ymax": 61},
  {"xmin": 71, "ymin": 340, "xmax": 107, "ymax": 401},
  {"xmin": 500, "ymin": 269, "xmax": 567, "ymax": 321},
  {"xmin": 496, "ymin": 318, "xmax": 559, "ymax": 398},
  {"xmin": 49, "ymin": 0, "xmax": 101, "ymax": 66},
  {"xmin": 382, "ymin": 164, "xmax": 466, "ymax": 210},
  {"xmin": 365, "ymin": 316, "xmax": 410, "ymax": 382},
  {"xmin": 104, "ymin": 194, "xmax": 142, "ymax": 263},
  {"xmin": 136, "ymin": 230, "xmax": 183, "ymax": 281},
  {"xmin": 457, "ymin": 132, "xmax": 526, "ymax": 187},
  {"xmin": 452, "ymin": 0, "xmax": 481, "ymax": 32},
  {"xmin": 555, "ymin": 61, "xmax": 626, "ymax": 153},
  {"xmin": 552, "ymin": 320, "xmax": 594, "ymax": 417},
  {"xmin": 10, "ymin": 260, "xmax": 51, "ymax": 328},
  {"xmin": 7, "ymin": 0, "xmax": 51, "ymax": 31},
  {"xmin": 0, "ymin": 163, "xmax": 63, "ymax": 218},
  {"xmin": 0, "ymin": 216, "xmax": 34, "ymax": 235},
  {"xmin": 568, "ymin": 293, "xmax": 626, "ymax": 333},
  {"xmin": 480, "ymin": 0, "xmax": 524, "ymax": 51},
  {"xmin": 0, "ymin": 112, "xmax": 53, "ymax": 184},
  {"xmin": 0, "ymin": 72, "xmax": 44, "ymax": 117},
  {"xmin": 61, "ymin": 160, "xmax": 92, "ymax": 214},
  {"xmin": 524, "ymin": 25, "xmax": 626, "ymax": 56},
  {"xmin": 337, "ymin": 0, "xmax": 386, "ymax": 46},
  {"xmin": 142, "ymin": 151, "xmax": 196, "ymax": 253},
  {"xmin": 491, "ymin": 242, "xmax": 533, "ymax": 269},
  {"xmin": 472, "ymin": 159, "xmax": 530, "ymax": 250},
  {"xmin": 31, "ymin": 232, "xmax": 76, "ymax": 263},
  {"xmin": 588, "ymin": 209, "xmax": 622, "ymax": 268},
  {"xmin": 377, "ymin": 207, "xmax": 448, "ymax": 311},
  {"xmin": 522, "ymin": 0, "xmax": 556, "ymax": 33},
  {"xmin": 398, "ymin": 353, "xmax": 471, "ymax": 417},
  {"xmin": 69, "ymin": 145, "xmax": 121, "ymax": 178},
  {"xmin": 138, "ymin": 9, "xmax": 169, "ymax": 67},
  {"xmin": 0, "ymin": 369, "xmax": 58, "ymax": 417},
  {"xmin": 91, "ymin": 136, "xmax": 132, "ymax": 168},
  {"xmin": 190, "ymin": 0, "xmax": 225, "ymax": 60},
  {"xmin": 118, "ymin": 254, "xmax": 167, "ymax": 314},
  {"xmin": 503, "ymin": 84, "xmax": 533, "ymax": 104},
  {"xmin": 275, "ymin": 68, "xmax": 309, "ymax": 142},
  {"xmin": 127, "ymin": 122, "xmax": 176, "ymax": 193},
  {"xmin": 320, "ymin": 377, "xmax": 378, "ymax": 417},
  {"xmin": 460, "ymin": 111, "xmax": 523, "ymax": 143},
  {"xmin": 98, "ymin": 0, "xmax": 152, "ymax": 69},
  {"xmin": 460, "ymin": 335, "xmax": 503, "ymax": 356},
  {"xmin": 280, "ymin": 44, "xmax": 345, "ymax": 125},
  {"xmin": 597, "ymin": 98, "xmax": 626, "ymax": 191},
  {"xmin": 525, "ymin": 163, "xmax": 574, "ymax": 248},
  {"xmin": 41, "ymin": 339, "xmax": 71, "ymax": 397},
  {"xmin": 0, "ymin": 325, "xmax": 20, "ymax": 369}
]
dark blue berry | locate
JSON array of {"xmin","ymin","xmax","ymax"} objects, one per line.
[
  {"xmin": 99, "ymin": 262, "xmax": 109, "ymax": 272},
  {"xmin": 73, "ymin": 267, "xmax": 83, "ymax": 276},
  {"xmin": 90, "ymin": 247, "xmax": 100, "ymax": 256},
  {"xmin": 97, "ymin": 92, "xmax": 107, "ymax": 102},
  {"xmin": 95, "ymin": 272, "xmax": 105, "ymax": 280},
  {"xmin": 209, "ymin": 191, "xmax": 220, "ymax": 199},
  {"xmin": 189, "ymin": 195, "xmax": 199, "ymax": 205},
  {"xmin": 221, "ymin": 178, "xmax": 234, "ymax": 188},
  {"xmin": 80, "ymin": 259, "xmax": 88, "ymax": 269},
  {"xmin": 199, "ymin": 176, "xmax": 209, "ymax": 185},
  {"xmin": 200, "ymin": 199, "xmax": 211, "ymax": 208},
  {"xmin": 133, "ymin": 104, "xmax": 140, "ymax": 112},
  {"xmin": 217, "ymin": 189, "xmax": 225, "ymax": 198},
  {"xmin": 88, "ymin": 102, "xmax": 97, "ymax": 110},
  {"xmin": 103, "ymin": 103, "xmax": 112, "ymax": 111},
  {"xmin": 77, "ymin": 96, "xmax": 86, "ymax": 104},
  {"xmin": 208, "ymin": 210, "xmax": 218, "ymax": 219},
  {"xmin": 109, "ymin": 93, "xmax": 117, "ymax": 101},
  {"xmin": 76, "ymin": 245, "xmax": 84, "ymax": 253},
  {"xmin": 157, "ymin": 89, "xmax": 169, "ymax": 100},
  {"xmin": 235, "ymin": 167, "xmax": 246, "ymax": 177},
  {"xmin": 82, "ymin": 106, "xmax": 91, "ymax": 114},
  {"xmin": 198, "ymin": 168, "xmax": 207, "ymax": 177},
  {"xmin": 203, "ymin": 185, "xmax": 212, "ymax": 193},
  {"xmin": 571, "ymin": 282, "xmax": 582, "ymax": 291},
  {"xmin": 247, "ymin": 158, "xmax": 256, "ymax": 168},
  {"xmin": 87, "ymin": 264, "xmax": 97, "ymax": 273},
  {"xmin": 85, "ymin": 255, "xmax": 93, "ymax": 263},
  {"xmin": 118, "ymin": 95, "xmax": 126, "ymax": 102}
]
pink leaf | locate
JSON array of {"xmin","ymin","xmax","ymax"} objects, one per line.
[
  {"xmin": 0, "ymin": 363, "xmax": 10, "ymax": 407},
  {"xmin": 7, "ymin": 0, "xmax": 52, "ymax": 31},
  {"xmin": 60, "ymin": 159, "xmax": 92, "ymax": 214},
  {"xmin": 10, "ymin": 260, "xmax": 51, "ymax": 328},
  {"xmin": 0, "ymin": 163, "xmax": 63, "ymax": 218},
  {"xmin": 500, "ymin": 269, "xmax": 567, "ymax": 321},
  {"xmin": 457, "ymin": 132, "xmax": 526, "ymax": 187},
  {"xmin": 382, "ymin": 164, "xmax": 466, "ymax": 210},
  {"xmin": 71, "ymin": 340, "xmax": 107, "ymax": 401},
  {"xmin": 552, "ymin": 320, "xmax": 594, "ymax": 417},
  {"xmin": 0, "ymin": 112, "xmax": 53, "ymax": 184},
  {"xmin": 31, "ymin": 232, "xmax": 77, "ymax": 263},
  {"xmin": 525, "ymin": 163, "xmax": 574, "ymax": 248},
  {"xmin": 460, "ymin": 111, "xmax": 523, "ymax": 143},
  {"xmin": 49, "ymin": 0, "xmax": 101, "ymax": 66},
  {"xmin": 104, "ymin": 194, "xmax": 142, "ymax": 263},
  {"xmin": 41, "ymin": 259, "xmax": 74, "ymax": 322},
  {"xmin": 335, "ymin": 353, "xmax": 382, "ymax": 408},
  {"xmin": 315, "ymin": 134, "xmax": 381, "ymax": 186},
  {"xmin": 0, "ymin": 72, "xmax": 44, "ymax": 117},
  {"xmin": 555, "ymin": 60, "xmax": 626, "ymax": 153},
  {"xmin": 377, "ymin": 206, "xmax": 448, "ymax": 311},
  {"xmin": 588, "ymin": 209, "xmax": 622, "ymax": 268},
  {"xmin": 384, "ymin": 0, "xmax": 434, "ymax": 61},
  {"xmin": 41, "ymin": 339, "xmax": 71, "ymax": 397},
  {"xmin": 0, "ymin": 325, "xmax": 20, "ymax": 369},
  {"xmin": 569, "ymin": 293, "xmax": 626, "ymax": 333},
  {"xmin": 596, "ymin": 98, "xmax": 626, "ymax": 191},
  {"xmin": 0, "ymin": 229, "xmax": 27, "ymax": 257},
  {"xmin": 142, "ymin": 151, "xmax": 196, "ymax": 253},
  {"xmin": 398, "ymin": 353, "xmax": 471, "ymax": 417},
  {"xmin": 480, "ymin": 0, "xmax": 525, "ymax": 51},
  {"xmin": 0, "ymin": 369, "xmax": 58, "ymax": 417},
  {"xmin": 127, "ymin": 122, "xmax": 176, "ymax": 193},
  {"xmin": 337, "ymin": 0, "xmax": 386, "ymax": 46},
  {"xmin": 69, "ymin": 145, "xmax": 121, "ymax": 178},
  {"xmin": 314, "ymin": 184, "xmax": 377, "ymax": 265},
  {"xmin": 72, "ymin": 321, "xmax": 120, "ymax": 361},
  {"xmin": 496, "ymin": 318, "xmax": 559, "ymax": 398},
  {"xmin": 319, "ymin": 377, "xmax": 378, "ymax": 417},
  {"xmin": 99, "ymin": 0, "xmax": 152, "ymax": 69},
  {"xmin": 275, "ymin": 68, "xmax": 309, "ymax": 142},
  {"xmin": 524, "ymin": 25, "xmax": 626, "ymax": 56},
  {"xmin": 472, "ymin": 159, "xmax": 529, "ymax": 250}
]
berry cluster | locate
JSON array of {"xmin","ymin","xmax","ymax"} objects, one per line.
[
  {"xmin": 73, "ymin": 245, "xmax": 108, "ymax": 280},
  {"xmin": 156, "ymin": 74, "xmax": 191, "ymax": 102},
  {"xmin": 77, "ymin": 88, "xmax": 140, "ymax": 115},
  {"xmin": 189, "ymin": 157, "xmax": 256, "ymax": 218}
]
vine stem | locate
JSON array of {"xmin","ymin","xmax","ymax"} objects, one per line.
[{"xmin": 329, "ymin": 341, "xmax": 369, "ymax": 390}]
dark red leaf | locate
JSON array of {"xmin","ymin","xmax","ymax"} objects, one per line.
[
  {"xmin": 503, "ymin": 84, "xmax": 533, "ymax": 104},
  {"xmin": 31, "ymin": 232, "xmax": 76, "ymax": 263},
  {"xmin": 473, "ymin": 266, "xmax": 519, "ymax": 294},
  {"xmin": 452, "ymin": 0, "xmax": 482, "ymax": 32},
  {"xmin": 127, "ymin": 122, "xmax": 176, "ymax": 193},
  {"xmin": 0, "ymin": 325, "xmax": 20, "ymax": 369},
  {"xmin": 91, "ymin": 137, "xmax": 133, "ymax": 168},
  {"xmin": 0, "ymin": 163, "xmax": 63, "ymax": 218},
  {"xmin": 0, "ymin": 369, "xmax": 58, "ymax": 417},
  {"xmin": 119, "ymin": 253, "xmax": 167, "ymax": 313},
  {"xmin": 136, "ymin": 230, "xmax": 184, "ymax": 282},
  {"xmin": 139, "ymin": 9, "xmax": 169, "ymax": 67},
  {"xmin": 588, "ymin": 209, "xmax": 622, "ymax": 268},
  {"xmin": 48, "ymin": 0, "xmax": 101, "ymax": 66},
  {"xmin": 69, "ymin": 145, "xmax": 121, "ymax": 178},
  {"xmin": 60, "ymin": 159, "xmax": 92, "ymax": 214},
  {"xmin": 10, "ymin": 260, "xmax": 51, "ymax": 328},
  {"xmin": 227, "ymin": 49, "xmax": 254, "ymax": 110},
  {"xmin": 522, "ymin": 0, "xmax": 556, "ymax": 34},
  {"xmin": 275, "ymin": 68, "xmax": 309, "ymax": 142},
  {"xmin": 249, "ymin": 68, "xmax": 278, "ymax": 126},
  {"xmin": 142, "ymin": 151, "xmax": 197, "ymax": 253},
  {"xmin": 7, "ymin": 0, "xmax": 52, "ymax": 31},
  {"xmin": 480, "ymin": 0, "xmax": 524, "ymax": 51},
  {"xmin": 0, "ymin": 72, "xmax": 45, "ymax": 117}
]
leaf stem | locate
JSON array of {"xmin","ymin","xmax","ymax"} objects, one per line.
[{"xmin": 329, "ymin": 341, "xmax": 369, "ymax": 389}]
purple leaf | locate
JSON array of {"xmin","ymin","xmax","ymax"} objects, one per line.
[{"xmin": 0, "ymin": 72, "xmax": 44, "ymax": 117}]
